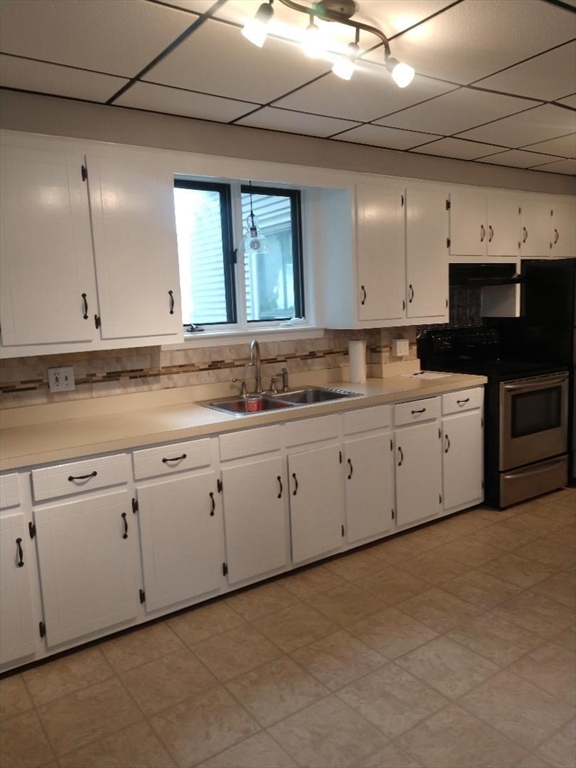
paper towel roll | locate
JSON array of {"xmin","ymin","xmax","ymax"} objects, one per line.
[{"xmin": 349, "ymin": 339, "xmax": 367, "ymax": 383}]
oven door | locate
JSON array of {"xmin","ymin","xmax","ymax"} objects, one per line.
[{"xmin": 500, "ymin": 372, "xmax": 568, "ymax": 471}]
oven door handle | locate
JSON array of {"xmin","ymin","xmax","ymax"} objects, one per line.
[{"xmin": 503, "ymin": 374, "xmax": 568, "ymax": 393}]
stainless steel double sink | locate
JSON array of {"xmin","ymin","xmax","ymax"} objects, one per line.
[{"xmin": 201, "ymin": 387, "xmax": 362, "ymax": 415}]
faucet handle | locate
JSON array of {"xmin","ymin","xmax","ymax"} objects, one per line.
[
  {"xmin": 232, "ymin": 377, "xmax": 247, "ymax": 398},
  {"xmin": 268, "ymin": 374, "xmax": 279, "ymax": 395}
]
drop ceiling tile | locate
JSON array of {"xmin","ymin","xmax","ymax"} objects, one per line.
[
  {"xmin": 556, "ymin": 94, "xmax": 576, "ymax": 108},
  {"xmin": 364, "ymin": 0, "xmax": 575, "ymax": 85},
  {"xmin": 412, "ymin": 137, "xmax": 508, "ymax": 160},
  {"xmin": 115, "ymin": 81, "xmax": 258, "ymax": 122},
  {"xmin": 144, "ymin": 18, "xmax": 331, "ymax": 104},
  {"xmin": 332, "ymin": 124, "xmax": 441, "ymax": 150},
  {"xmin": 476, "ymin": 149, "xmax": 567, "ymax": 169},
  {"xmin": 356, "ymin": 1, "xmax": 457, "ymax": 38},
  {"xmin": 155, "ymin": 0, "xmax": 212, "ymax": 13},
  {"xmin": 375, "ymin": 88, "xmax": 535, "ymax": 136},
  {"xmin": 0, "ymin": 55, "xmax": 128, "ymax": 102},
  {"xmin": 458, "ymin": 104, "xmax": 576, "ymax": 147},
  {"xmin": 235, "ymin": 107, "xmax": 360, "ymax": 137},
  {"xmin": 474, "ymin": 42, "xmax": 576, "ymax": 102},
  {"xmin": 0, "ymin": 0, "xmax": 194, "ymax": 78},
  {"xmin": 532, "ymin": 158, "xmax": 576, "ymax": 175},
  {"xmin": 275, "ymin": 63, "xmax": 457, "ymax": 123},
  {"xmin": 523, "ymin": 134, "xmax": 576, "ymax": 159}
]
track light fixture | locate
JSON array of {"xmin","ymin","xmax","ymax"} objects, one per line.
[{"xmin": 241, "ymin": 0, "xmax": 415, "ymax": 88}]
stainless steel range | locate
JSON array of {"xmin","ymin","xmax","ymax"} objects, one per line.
[{"xmin": 418, "ymin": 327, "xmax": 569, "ymax": 508}]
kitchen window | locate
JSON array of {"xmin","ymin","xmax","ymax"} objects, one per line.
[{"xmin": 174, "ymin": 180, "xmax": 305, "ymax": 332}]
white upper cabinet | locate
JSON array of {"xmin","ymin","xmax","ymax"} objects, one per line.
[
  {"xmin": 550, "ymin": 199, "xmax": 576, "ymax": 258},
  {"xmin": 519, "ymin": 197, "xmax": 553, "ymax": 257},
  {"xmin": 0, "ymin": 144, "xmax": 98, "ymax": 346},
  {"xmin": 87, "ymin": 154, "xmax": 182, "ymax": 340},
  {"xmin": 405, "ymin": 187, "xmax": 448, "ymax": 319},
  {"xmin": 449, "ymin": 190, "xmax": 519, "ymax": 258}
]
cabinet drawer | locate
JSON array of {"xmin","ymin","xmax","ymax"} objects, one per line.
[
  {"xmin": 219, "ymin": 425, "xmax": 281, "ymax": 462},
  {"xmin": 31, "ymin": 454, "xmax": 130, "ymax": 502},
  {"xmin": 442, "ymin": 387, "xmax": 484, "ymax": 415},
  {"xmin": 343, "ymin": 406, "xmax": 391, "ymax": 435},
  {"xmin": 394, "ymin": 397, "xmax": 440, "ymax": 427},
  {"xmin": 133, "ymin": 438, "xmax": 212, "ymax": 480},
  {"xmin": 285, "ymin": 415, "xmax": 340, "ymax": 447},
  {"xmin": 0, "ymin": 473, "xmax": 20, "ymax": 510}
]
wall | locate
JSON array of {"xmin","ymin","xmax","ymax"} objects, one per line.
[{"xmin": 0, "ymin": 328, "xmax": 417, "ymax": 409}]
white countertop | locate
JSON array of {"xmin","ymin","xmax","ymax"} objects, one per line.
[{"xmin": 0, "ymin": 373, "xmax": 487, "ymax": 471}]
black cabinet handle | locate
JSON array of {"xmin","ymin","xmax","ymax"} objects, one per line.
[
  {"xmin": 360, "ymin": 285, "xmax": 367, "ymax": 305},
  {"xmin": 168, "ymin": 290, "xmax": 175, "ymax": 315},
  {"xmin": 411, "ymin": 408, "xmax": 426, "ymax": 415},
  {"xmin": 162, "ymin": 453, "xmax": 187, "ymax": 464},
  {"xmin": 402, "ymin": 299, "xmax": 406, "ymax": 311},
  {"xmin": 408, "ymin": 284, "xmax": 414, "ymax": 303},
  {"xmin": 68, "ymin": 470, "xmax": 97, "ymax": 482},
  {"xmin": 347, "ymin": 458, "xmax": 353, "ymax": 480},
  {"xmin": 522, "ymin": 227, "xmax": 528, "ymax": 243},
  {"xmin": 121, "ymin": 512, "xmax": 128, "ymax": 539},
  {"xmin": 16, "ymin": 538, "xmax": 24, "ymax": 568},
  {"xmin": 398, "ymin": 447, "xmax": 404, "ymax": 467},
  {"xmin": 445, "ymin": 434, "xmax": 451, "ymax": 453},
  {"xmin": 277, "ymin": 476, "xmax": 283, "ymax": 499},
  {"xmin": 480, "ymin": 224, "xmax": 486, "ymax": 242},
  {"xmin": 292, "ymin": 472, "xmax": 298, "ymax": 495},
  {"xmin": 554, "ymin": 228, "xmax": 559, "ymax": 244},
  {"xmin": 209, "ymin": 492, "xmax": 215, "ymax": 516},
  {"xmin": 457, "ymin": 397, "xmax": 470, "ymax": 405},
  {"xmin": 81, "ymin": 293, "xmax": 88, "ymax": 320},
  {"xmin": 488, "ymin": 225, "xmax": 494, "ymax": 242}
]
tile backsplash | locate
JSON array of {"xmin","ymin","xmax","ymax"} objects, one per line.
[{"xmin": 0, "ymin": 328, "xmax": 418, "ymax": 409}]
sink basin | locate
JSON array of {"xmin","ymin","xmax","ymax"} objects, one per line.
[
  {"xmin": 202, "ymin": 396, "xmax": 295, "ymax": 415},
  {"xmin": 273, "ymin": 387, "xmax": 361, "ymax": 405}
]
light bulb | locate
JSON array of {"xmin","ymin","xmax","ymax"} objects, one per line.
[
  {"xmin": 302, "ymin": 19, "xmax": 326, "ymax": 59},
  {"xmin": 241, "ymin": 2, "xmax": 273, "ymax": 48},
  {"xmin": 243, "ymin": 212, "xmax": 269, "ymax": 254},
  {"xmin": 387, "ymin": 58, "xmax": 415, "ymax": 88},
  {"xmin": 332, "ymin": 41, "xmax": 359, "ymax": 81}
]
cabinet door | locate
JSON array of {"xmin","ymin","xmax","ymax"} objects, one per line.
[
  {"xmin": 0, "ymin": 145, "xmax": 98, "ymax": 346},
  {"xmin": 449, "ymin": 191, "xmax": 486, "ymax": 256},
  {"xmin": 520, "ymin": 199, "xmax": 552, "ymax": 257},
  {"xmin": 0, "ymin": 515, "xmax": 36, "ymax": 665},
  {"xmin": 35, "ymin": 489, "xmax": 138, "ymax": 647},
  {"xmin": 551, "ymin": 199, "xmax": 576, "ymax": 257},
  {"xmin": 289, "ymin": 445, "xmax": 343, "ymax": 564},
  {"xmin": 356, "ymin": 184, "xmax": 405, "ymax": 321},
  {"xmin": 406, "ymin": 188, "xmax": 448, "ymax": 319},
  {"xmin": 87, "ymin": 154, "xmax": 182, "ymax": 340},
  {"xmin": 487, "ymin": 196, "xmax": 520, "ymax": 257},
  {"xmin": 442, "ymin": 411, "xmax": 484, "ymax": 513},
  {"xmin": 395, "ymin": 423, "xmax": 442, "ymax": 527},
  {"xmin": 138, "ymin": 472, "xmax": 221, "ymax": 612},
  {"xmin": 344, "ymin": 433, "xmax": 394, "ymax": 544},
  {"xmin": 221, "ymin": 457, "xmax": 288, "ymax": 584}
]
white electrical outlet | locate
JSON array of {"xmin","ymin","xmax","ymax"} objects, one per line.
[
  {"xmin": 48, "ymin": 366, "xmax": 75, "ymax": 392},
  {"xmin": 392, "ymin": 339, "xmax": 410, "ymax": 357}
]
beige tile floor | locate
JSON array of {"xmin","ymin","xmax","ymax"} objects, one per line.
[{"xmin": 1, "ymin": 488, "xmax": 575, "ymax": 768}]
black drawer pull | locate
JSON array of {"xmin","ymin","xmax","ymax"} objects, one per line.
[
  {"xmin": 16, "ymin": 538, "xmax": 24, "ymax": 567},
  {"xmin": 411, "ymin": 408, "xmax": 426, "ymax": 415},
  {"xmin": 292, "ymin": 472, "xmax": 298, "ymax": 495},
  {"xmin": 68, "ymin": 471, "xmax": 97, "ymax": 482},
  {"xmin": 347, "ymin": 458, "xmax": 354, "ymax": 480},
  {"xmin": 121, "ymin": 512, "xmax": 128, "ymax": 539},
  {"xmin": 277, "ymin": 476, "xmax": 283, "ymax": 499},
  {"xmin": 168, "ymin": 290, "xmax": 175, "ymax": 315},
  {"xmin": 457, "ymin": 398, "xmax": 470, "ymax": 405},
  {"xmin": 398, "ymin": 447, "xmax": 404, "ymax": 467},
  {"xmin": 162, "ymin": 453, "xmax": 187, "ymax": 464},
  {"xmin": 209, "ymin": 492, "xmax": 215, "ymax": 516},
  {"xmin": 81, "ymin": 293, "xmax": 88, "ymax": 319}
]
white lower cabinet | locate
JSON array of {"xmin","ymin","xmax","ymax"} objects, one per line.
[
  {"xmin": 394, "ymin": 421, "xmax": 443, "ymax": 527},
  {"xmin": 288, "ymin": 445, "xmax": 344, "ymax": 564},
  {"xmin": 138, "ymin": 471, "xmax": 222, "ymax": 612},
  {"xmin": 442, "ymin": 412, "xmax": 484, "ymax": 513},
  {"xmin": 221, "ymin": 456, "xmax": 289, "ymax": 584},
  {"xmin": 34, "ymin": 489, "xmax": 138, "ymax": 647},
  {"xmin": 0, "ymin": 514, "xmax": 36, "ymax": 665}
]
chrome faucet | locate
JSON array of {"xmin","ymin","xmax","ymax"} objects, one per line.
[{"xmin": 249, "ymin": 339, "xmax": 262, "ymax": 394}]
